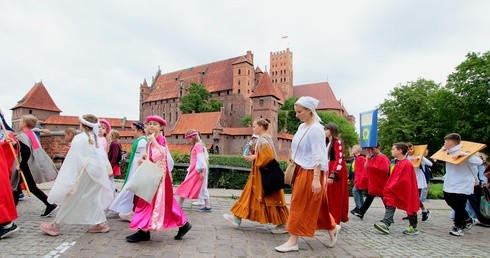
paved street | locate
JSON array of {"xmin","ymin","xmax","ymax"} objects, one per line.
[{"xmin": 1, "ymin": 182, "xmax": 489, "ymax": 257}]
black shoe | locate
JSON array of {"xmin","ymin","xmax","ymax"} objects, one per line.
[
  {"xmin": 126, "ymin": 229, "xmax": 150, "ymax": 243},
  {"xmin": 421, "ymin": 210, "xmax": 430, "ymax": 222},
  {"xmin": 41, "ymin": 204, "xmax": 58, "ymax": 217},
  {"xmin": 402, "ymin": 216, "xmax": 409, "ymax": 220},
  {"xmin": 350, "ymin": 208, "xmax": 358, "ymax": 215},
  {"xmin": 353, "ymin": 211, "xmax": 364, "ymax": 220},
  {"xmin": 174, "ymin": 222, "xmax": 192, "ymax": 240},
  {"xmin": 0, "ymin": 223, "xmax": 19, "ymax": 239}
]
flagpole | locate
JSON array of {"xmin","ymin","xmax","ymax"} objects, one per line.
[{"xmin": 0, "ymin": 120, "xmax": 31, "ymax": 197}]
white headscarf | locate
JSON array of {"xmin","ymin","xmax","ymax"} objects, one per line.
[{"xmin": 295, "ymin": 96, "xmax": 322, "ymax": 122}]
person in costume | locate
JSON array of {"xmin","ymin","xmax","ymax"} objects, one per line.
[
  {"xmin": 350, "ymin": 144, "xmax": 368, "ymax": 215},
  {"xmin": 325, "ymin": 123, "xmax": 349, "ymax": 224},
  {"xmin": 275, "ymin": 97, "xmax": 340, "ymax": 253},
  {"xmin": 353, "ymin": 143, "xmax": 390, "ymax": 219},
  {"xmin": 442, "ymin": 133, "xmax": 483, "ymax": 236},
  {"xmin": 98, "ymin": 119, "xmax": 111, "ymax": 153},
  {"xmin": 63, "ymin": 127, "xmax": 77, "ymax": 154},
  {"xmin": 126, "ymin": 115, "xmax": 191, "ymax": 243},
  {"xmin": 374, "ymin": 142, "xmax": 420, "ymax": 235},
  {"xmin": 175, "ymin": 130, "xmax": 212, "ymax": 211},
  {"xmin": 0, "ymin": 120, "xmax": 19, "ymax": 239},
  {"xmin": 223, "ymin": 119, "xmax": 289, "ymax": 234},
  {"xmin": 107, "ymin": 130, "xmax": 122, "ymax": 183},
  {"xmin": 109, "ymin": 122, "xmax": 147, "ymax": 221},
  {"xmin": 406, "ymin": 143, "xmax": 433, "ymax": 222},
  {"xmin": 39, "ymin": 114, "xmax": 115, "ymax": 236},
  {"xmin": 13, "ymin": 115, "xmax": 58, "ymax": 216}
]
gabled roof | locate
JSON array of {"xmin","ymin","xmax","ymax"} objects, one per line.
[
  {"xmin": 293, "ymin": 82, "xmax": 344, "ymax": 111},
  {"xmin": 144, "ymin": 55, "xmax": 247, "ymax": 102},
  {"xmin": 12, "ymin": 82, "xmax": 62, "ymax": 112},
  {"xmin": 250, "ymin": 72, "xmax": 284, "ymax": 104},
  {"xmin": 277, "ymin": 132, "xmax": 294, "ymax": 140},
  {"xmin": 220, "ymin": 127, "xmax": 253, "ymax": 136},
  {"xmin": 255, "ymin": 66, "xmax": 263, "ymax": 73},
  {"xmin": 43, "ymin": 115, "xmax": 136, "ymax": 128},
  {"xmin": 172, "ymin": 112, "xmax": 222, "ymax": 135}
]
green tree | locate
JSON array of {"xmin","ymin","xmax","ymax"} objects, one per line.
[
  {"xmin": 179, "ymin": 83, "xmax": 223, "ymax": 113},
  {"xmin": 377, "ymin": 78, "xmax": 447, "ymax": 154},
  {"xmin": 318, "ymin": 112, "xmax": 358, "ymax": 149},
  {"xmin": 445, "ymin": 51, "xmax": 490, "ymax": 146},
  {"xmin": 240, "ymin": 114, "xmax": 252, "ymax": 127},
  {"xmin": 280, "ymin": 97, "xmax": 300, "ymax": 133}
]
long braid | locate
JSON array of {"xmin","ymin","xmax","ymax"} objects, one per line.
[
  {"xmin": 85, "ymin": 129, "xmax": 94, "ymax": 145},
  {"xmin": 93, "ymin": 132, "xmax": 99, "ymax": 148}
]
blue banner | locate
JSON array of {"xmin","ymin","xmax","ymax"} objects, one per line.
[{"xmin": 359, "ymin": 109, "xmax": 378, "ymax": 148}]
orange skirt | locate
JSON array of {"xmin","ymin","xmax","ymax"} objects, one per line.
[
  {"xmin": 286, "ymin": 165, "xmax": 336, "ymax": 237},
  {"xmin": 230, "ymin": 166, "xmax": 289, "ymax": 225}
]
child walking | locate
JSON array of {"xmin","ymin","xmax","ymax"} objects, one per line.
[
  {"xmin": 374, "ymin": 143, "xmax": 420, "ymax": 235},
  {"xmin": 40, "ymin": 114, "xmax": 115, "ymax": 236},
  {"xmin": 109, "ymin": 122, "xmax": 147, "ymax": 221},
  {"xmin": 175, "ymin": 130, "xmax": 211, "ymax": 211},
  {"xmin": 126, "ymin": 115, "xmax": 191, "ymax": 243}
]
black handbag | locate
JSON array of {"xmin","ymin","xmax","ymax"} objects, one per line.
[{"xmin": 259, "ymin": 159, "xmax": 285, "ymax": 196}]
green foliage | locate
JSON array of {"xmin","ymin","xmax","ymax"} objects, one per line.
[
  {"xmin": 318, "ymin": 111, "xmax": 358, "ymax": 149},
  {"xmin": 240, "ymin": 114, "xmax": 252, "ymax": 127},
  {"xmin": 179, "ymin": 83, "xmax": 223, "ymax": 113},
  {"xmin": 427, "ymin": 183, "xmax": 444, "ymax": 199},
  {"xmin": 286, "ymin": 110, "xmax": 301, "ymax": 134},
  {"xmin": 280, "ymin": 97, "xmax": 301, "ymax": 134},
  {"xmin": 278, "ymin": 110, "xmax": 287, "ymax": 132}
]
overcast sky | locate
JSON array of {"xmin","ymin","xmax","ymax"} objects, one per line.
[{"xmin": 1, "ymin": 0, "xmax": 489, "ymax": 131}]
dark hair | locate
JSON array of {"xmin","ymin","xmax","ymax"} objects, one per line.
[
  {"xmin": 132, "ymin": 122, "xmax": 145, "ymax": 133},
  {"xmin": 255, "ymin": 118, "xmax": 270, "ymax": 131},
  {"xmin": 324, "ymin": 123, "xmax": 339, "ymax": 138},
  {"xmin": 444, "ymin": 133, "xmax": 461, "ymax": 145},
  {"xmin": 393, "ymin": 142, "xmax": 409, "ymax": 155}
]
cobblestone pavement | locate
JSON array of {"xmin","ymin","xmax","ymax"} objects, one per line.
[{"xmin": 1, "ymin": 185, "xmax": 489, "ymax": 257}]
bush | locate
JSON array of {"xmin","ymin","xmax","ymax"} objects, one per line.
[{"xmin": 427, "ymin": 183, "xmax": 444, "ymax": 199}]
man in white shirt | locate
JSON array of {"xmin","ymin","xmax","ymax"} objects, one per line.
[{"xmin": 442, "ymin": 133, "xmax": 483, "ymax": 236}]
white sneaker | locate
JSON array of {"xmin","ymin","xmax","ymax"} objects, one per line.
[
  {"xmin": 275, "ymin": 243, "xmax": 299, "ymax": 252},
  {"xmin": 223, "ymin": 214, "xmax": 241, "ymax": 227},
  {"xmin": 119, "ymin": 212, "xmax": 133, "ymax": 222},
  {"xmin": 192, "ymin": 201, "xmax": 205, "ymax": 206}
]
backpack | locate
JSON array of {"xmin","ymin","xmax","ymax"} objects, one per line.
[{"xmin": 481, "ymin": 186, "xmax": 490, "ymax": 219}]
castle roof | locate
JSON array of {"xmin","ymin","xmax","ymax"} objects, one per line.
[
  {"xmin": 220, "ymin": 127, "xmax": 253, "ymax": 136},
  {"xmin": 171, "ymin": 112, "xmax": 222, "ymax": 135},
  {"xmin": 277, "ymin": 132, "xmax": 294, "ymax": 140},
  {"xmin": 12, "ymin": 82, "xmax": 62, "ymax": 112},
  {"xmin": 144, "ymin": 55, "xmax": 248, "ymax": 102},
  {"xmin": 293, "ymin": 82, "xmax": 345, "ymax": 112},
  {"xmin": 43, "ymin": 115, "xmax": 136, "ymax": 128},
  {"xmin": 250, "ymin": 72, "xmax": 284, "ymax": 104},
  {"xmin": 255, "ymin": 66, "xmax": 263, "ymax": 73}
]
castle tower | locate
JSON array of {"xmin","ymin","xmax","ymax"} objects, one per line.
[
  {"xmin": 229, "ymin": 51, "xmax": 255, "ymax": 127},
  {"xmin": 269, "ymin": 48, "xmax": 293, "ymax": 99},
  {"xmin": 250, "ymin": 72, "xmax": 284, "ymax": 138},
  {"xmin": 11, "ymin": 82, "xmax": 62, "ymax": 131},
  {"xmin": 139, "ymin": 78, "xmax": 150, "ymax": 121}
]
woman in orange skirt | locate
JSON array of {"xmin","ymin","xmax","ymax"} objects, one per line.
[
  {"xmin": 223, "ymin": 118, "xmax": 289, "ymax": 233},
  {"xmin": 275, "ymin": 96, "xmax": 341, "ymax": 253}
]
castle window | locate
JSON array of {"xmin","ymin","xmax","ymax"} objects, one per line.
[
  {"xmin": 238, "ymin": 89, "xmax": 241, "ymax": 94},
  {"xmin": 29, "ymin": 110, "xmax": 32, "ymax": 114},
  {"xmin": 238, "ymin": 69, "xmax": 241, "ymax": 75},
  {"xmin": 238, "ymin": 80, "xmax": 240, "ymax": 85},
  {"xmin": 207, "ymin": 135, "xmax": 210, "ymax": 139},
  {"xmin": 259, "ymin": 99, "xmax": 264, "ymax": 107},
  {"xmin": 231, "ymin": 104, "xmax": 233, "ymax": 112},
  {"xmin": 248, "ymin": 70, "xmax": 250, "ymax": 75}
]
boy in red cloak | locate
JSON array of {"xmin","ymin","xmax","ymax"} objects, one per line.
[
  {"xmin": 0, "ymin": 134, "xmax": 19, "ymax": 238},
  {"xmin": 374, "ymin": 142, "xmax": 420, "ymax": 235},
  {"xmin": 353, "ymin": 143, "xmax": 390, "ymax": 219}
]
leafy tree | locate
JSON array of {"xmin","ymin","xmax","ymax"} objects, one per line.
[
  {"xmin": 280, "ymin": 97, "xmax": 300, "ymax": 133},
  {"xmin": 318, "ymin": 111, "xmax": 358, "ymax": 149},
  {"xmin": 445, "ymin": 51, "xmax": 490, "ymax": 146},
  {"xmin": 179, "ymin": 83, "xmax": 223, "ymax": 113},
  {"xmin": 278, "ymin": 110, "xmax": 287, "ymax": 132},
  {"xmin": 240, "ymin": 114, "xmax": 252, "ymax": 127},
  {"xmin": 377, "ymin": 78, "xmax": 446, "ymax": 154}
]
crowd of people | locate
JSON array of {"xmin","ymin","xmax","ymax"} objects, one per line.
[{"xmin": 1, "ymin": 96, "xmax": 489, "ymax": 253}]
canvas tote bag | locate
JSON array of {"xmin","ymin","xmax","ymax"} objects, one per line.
[
  {"xmin": 284, "ymin": 126, "xmax": 311, "ymax": 186},
  {"xmin": 123, "ymin": 148, "xmax": 163, "ymax": 203}
]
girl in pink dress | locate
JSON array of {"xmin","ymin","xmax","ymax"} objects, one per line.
[
  {"xmin": 175, "ymin": 130, "xmax": 211, "ymax": 211},
  {"xmin": 126, "ymin": 115, "xmax": 191, "ymax": 243}
]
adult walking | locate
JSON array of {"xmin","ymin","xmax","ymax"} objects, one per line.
[
  {"xmin": 275, "ymin": 97, "xmax": 340, "ymax": 253},
  {"xmin": 223, "ymin": 119, "xmax": 289, "ymax": 233}
]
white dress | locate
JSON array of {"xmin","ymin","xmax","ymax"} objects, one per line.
[
  {"xmin": 48, "ymin": 133, "xmax": 114, "ymax": 225},
  {"xmin": 109, "ymin": 137, "xmax": 148, "ymax": 213}
]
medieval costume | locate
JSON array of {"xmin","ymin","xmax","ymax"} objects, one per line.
[{"xmin": 326, "ymin": 138, "xmax": 350, "ymax": 224}]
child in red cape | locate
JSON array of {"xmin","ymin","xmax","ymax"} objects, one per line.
[{"xmin": 374, "ymin": 142, "xmax": 420, "ymax": 235}]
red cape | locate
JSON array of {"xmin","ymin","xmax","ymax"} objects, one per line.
[
  {"xmin": 353, "ymin": 155, "xmax": 368, "ymax": 189},
  {"xmin": 326, "ymin": 139, "xmax": 349, "ymax": 224},
  {"xmin": 383, "ymin": 159, "xmax": 420, "ymax": 215},
  {"xmin": 0, "ymin": 143, "xmax": 18, "ymax": 224},
  {"xmin": 366, "ymin": 154, "xmax": 390, "ymax": 196}
]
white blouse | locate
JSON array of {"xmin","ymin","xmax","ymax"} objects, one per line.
[{"xmin": 291, "ymin": 122, "xmax": 328, "ymax": 171}]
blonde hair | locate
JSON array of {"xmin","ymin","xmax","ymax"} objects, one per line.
[
  {"xmin": 255, "ymin": 118, "xmax": 270, "ymax": 131},
  {"xmin": 21, "ymin": 115, "xmax": 38, "ymax": 129},
  {"xmin": 64, "ymin": 127, "xmax": 77, "ymax": 136},
  {"xmin": 109, "ymin": 130, "xmax": 120, "ymax": 140},
  {"xmin": 185, "ymin": 129, "xmax": 202, "ymax": 145},
  {"xmin": 80, "ymin": 114, "xmax": 99, "ymax": 148}
]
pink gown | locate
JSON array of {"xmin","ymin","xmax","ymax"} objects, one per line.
[
  {"xmin": 129, "ymin": 139, "xmax": 187, "ymax": 231},
  {"xmin": 174, "ymin": 143, "xmax": 207, "ymax": 199}
]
